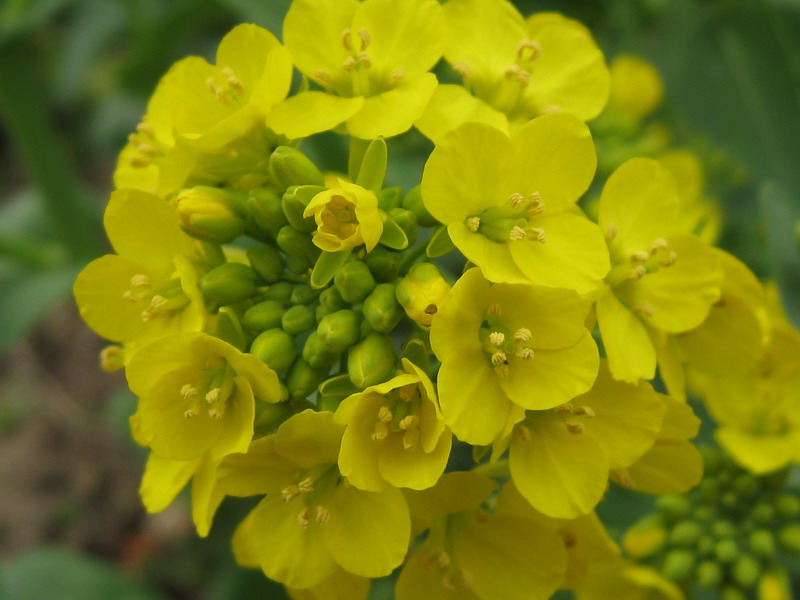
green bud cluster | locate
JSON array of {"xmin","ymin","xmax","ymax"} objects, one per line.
[{"xmin": 627, "ymin": 446, "xmax": 800, "ymax": 597}]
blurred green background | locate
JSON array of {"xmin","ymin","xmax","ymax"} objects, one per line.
[{"xmin": 0, "ymin": 0, "xmax": 798, "ymax": 598}]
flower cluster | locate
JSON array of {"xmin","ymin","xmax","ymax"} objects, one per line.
[{"xmin": 73, "ymin": 0, "xmax": 798, "ymax": 598}]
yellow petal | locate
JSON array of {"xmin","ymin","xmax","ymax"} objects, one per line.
[
  {"xmin": 216, "ymin": 24, "xmax": 281, "ymax": 94},
  {"xmin": 191, "ymin": 455, "xmax": 224, "ymax": 537},
  {"xmin": 207, "ymin": 376, "xmax": 255, "ymax": 460},
  {"xmin": 268, "ymin": 92, "xmax": 364, "ymax": 139},
  {"xmin": 288, "ymin": 568, "xmax": 371, "ymax": 600},
  {"xmin": 448, "ymin": 223, "xmax": 529, "ymax": 284},
  {"xmin": 429, "ymin": 266, "xmax": 488, "ymax": 363},
  {"xmin": 273, "ymin": 409, "xmax": 344, "ymax": 469},
  {"xmin": 596, "ymin": 286, "xmax": 656, "ymax": 383},
  {"xmin": 337, "ymin": 394, "xmax": 387, "ymax": 492},
  {"xmin": 415, "ymin": 84, "xmax": 508, "ymax": 143},
  {"xmin": 396, "ymin": 536, "xmax": 482, "ymax": 600},
  {"xmin": 217, "ymin": 436, "xmax": 299, "ymax": 497},
  {"xmin": 716, "ymin": 428, "xmax": 797, "ymax": 474},
  {"xmin": 377, "ymin": 428, "xmax": 451, "ymax": 490},
  {"xmin": 140, "ymin": 452, "xmax": 199, "ymax": 513},
  {"xmin": 622, "ymin": 440, "xmax": 702, "ymax": 495},
  {"xmin": 402, "ymin": 471, "xmax": 497, "ymax": 526}
]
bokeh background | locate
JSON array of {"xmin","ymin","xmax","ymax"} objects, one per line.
[{"xmin": 0, "ymin": 0, "xmax": 798, "ymax": 598}]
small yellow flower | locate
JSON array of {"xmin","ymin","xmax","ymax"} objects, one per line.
[{"xmin": 304, "ymin": 179, "xmax": 383, "ymax": 252}]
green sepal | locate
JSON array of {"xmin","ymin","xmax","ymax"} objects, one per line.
[
  {"xmin": 472, "ymin": 444, "xmax": 490, "ymax": 464},
  {"xmin": 348, "ymin": 137, "xmax": 370, "ymax": 182},
  {"xmin": 311, "ymin": 249, "xmax": 352, "ymax": 289},
  {"xmin": 317, "ymin": 374, "xmax": 360, "ymax": 412},
  {"xmin": 379, "ymin": 213, "xmax": 409, "ymax": 250},
  {"xmin": 426, "ymin": 225, "xmax": 456, "ymax": 258},
  {"xmin": 355, "ymin": 137, "xmax": 387, "ymax": 193},
  {"xmin": 282, "ymin": 185, "xmax": 325, "ymax": 233},
  {"xmin": 378, "ymin": 186, "xmax": 403, "ymax": 211},
  {"xmin": 213, "ymin": 307, "xmax": 247, "ymax": 351},
  {"xmin": 401, "ymin": 338, "xmax": 430, "ymax": 373}
]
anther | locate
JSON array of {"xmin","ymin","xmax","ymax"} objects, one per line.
[
  {"xmin": 314, "ymin": 69, "xmax": 333, "ymax": 87},
  {"xmin": 650, "ymin": 238, "xmax": 669, "ymax": 253},
  {"xmin": 442, "ymin": 572, "xmax": 457, "ymax": 590},
  {"xmin": 494, "ymin": 364, "xmax": 509, "ymax": 377},
  {"xmin": 130, "ymin": 274, "xmax": 150, "ymax": 288},
  {"xmin": 508, "ymin": 192, "xmax": 525, "ymax": 207},
  {"xmin": 281, "ymin": 484, "xmax": 300, "ymax": 502},
  {"xmin": 378, "ymin": 406, "xmax": 393, "ymax": 423},
  {"xmin": 489, "ymin": 331, "xmax": 505, "ymax": 346},
  {"xmin": 316, "ymin": 505, "xmax": 330, "ymax": 524},
  {"xmin": 399, "ymin": 415, "xmax": 419, "ymax": 431},
  {"xmin": 205, "ymin": 388, "xmax": 220, "ymax": 404},
  {"xmin": 504, "ymin": 64, "xmax": 530, "ymax": 86},
  {"xmin": 297, "ymin": 477, "xmax": 314, "ymax": 493},
  {"xmin": 357, "ymin": 52, "xmax": 372, "ymax": 68},
  {"xmin": 340, "ymin": 28, "xmax": 352, "ymax": 50},
  {"xmin": 630, "ymin": 250, "xmax": 650, "ymax": 263},
  {"xmin": 136, "ymin": 122, "xmax": 155, "ymax": 136},
  {"xmin": 631, "ymin": 266, "xmax": 647, "ymax": 280},
  {"xmin": 509, "ymin": 226, "xmax": 527, "ymax": 241},
  {"xmin": 466, "ymin": 216, "xmax": 481, "ymax": 232},
  {"xmin": 516, "ymin": 348, "xmax": 534, "ymax": 359},
  {"xmin": 487, "ymin": 303, "xmax": 501, "ymax": 316},
  {"xmin": 515, "ymin": 424, "xmax": 532, "ymax": 441},
  {"xmin": 514, "ymin": 328, "xmax": 532, "ymax": 342},
  {"xmin": 516, "ymin": 39, "xmax": 541, "ymax": 60},
  {"xmin": 437, "ymin": 551, "xmax": 451, "ymax": 569},
  {"xmin": 371, "ymin": 421, "xmax": 389, "ymax": 441},
  {"xmin": 453, "ymin": 62, "xmax": 471, "ymax": 78},
  {"xmin": 123, "ymin": 290, "xmax": 145, "ymax": 303},
  {"xmin": 635, "ymin": 304, "xmax": 656, "ymax": 317},
  {"xmin": 390, "ymin": 69, "xmax": 405, "ymax": 86},
  {"xmin": 180, "ymin": 384, "xmax": 198, "ymax": 399},
  {"xmin": 526, "ymin": 227, "xmax": 547, "ymax": 243},
  {"xmin": 150, "ymin": 295, "xmax": 168, "ymax": 309},
  {"xmin": 183, "ymin": 405, "xmax": 200, "ymax": 419},
  {"xmin": 574, "ymin": 406, "xmax": 596, "ymax": 418},
  {"xmin": 357, "ymin": 28, "xmax": 371, "ymax": 49},
  {"xmin": 208, "ymin": 403, "xmax": 227, "ymax": 419},
  {"xmin": 554, "ymin": 402, "xmax": 573, "ymax": 415},
  {"xmin": 137, "ymin": 143, "xmax": 156, "ymax": 156},
  {"xmin": 565, "ymin": 421, "xmax": 584, "ymax": 434},
  {"xmin": 491, "ymin": 351, "xmax": 507, "ymax": 366},
  {"xmin": 616, "ymin": 470, "xmax": 635, "ymax": 489},
  {"xmin": 403, "ymin": 427, "xmax": 420, "ymax": 451},
  {"xmin": 129, "ymin": 157, "xmax": 150, "ymax": 168},
  {"xmin": 297, "ymin": 507, "xmax": 312, "ymax": 528},
  {"xmin": 605, "ymin": 224, "xmax": 618, "ymax": 242},
  {"xmin": 342, "ymin": 56, "xmax": 357, "ymax": 71},
  {"xmin": 661, "ymin": 252, "xmax": 677, "ymax": 267}
]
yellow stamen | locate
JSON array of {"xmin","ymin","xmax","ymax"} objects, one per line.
[
  {"xmin": 390, "ymin": 69, "xmax": 405, "ymax": 86},
  {"xmin": 509, "ymin": 226, "xmax": 527, "ymax": 241},
  {"xmin": 357, "ymin": 28, "xmax": 371, "ymax": 49},
  {"xmin": 403, "ymin": 427, "xmax": 420, "ymax": 451},
  {"xmin": 516, "ymin": 424, "xmax": 532, "ymax": 441},
  {"xmin": 508, "ymin": 192, "xmax": 525, "ymax": 207},
  {"xmin": 504, "ymin": 64, "xmax": 530, "ymax": 86},
  {"xmin": 180, "ymin": 384, "xmax": 198, "ymax": 399},
  {"xmin": 554, "ymin": 402, "xmax": 573, "ymax": 415},
  {"xmin": 526, "ymin": 227, "xmax": 547, "ymax": 243},
  {"xmin": 297, "ymin": 477, "xmax": 314, "ymax": 493},
  {"xmin": 453, "ymin": 61, "xmax": 471, "ymax": 78},
  {"xmin": 437, "ymin": 551, "xmax": 450, "ymax": 569},
  {"xmin": 516, "ymin": 39, "xmax": 541, "ymax": 61},
  {"xmin": 130, "ymin": 274, "xmax": 150, "ymax": 288},
  {"xmin": 494, "ymin": 364, "xmax": 509, "ymax": 377},
  {"xmin": 281, "ymin": 484, "xmax": 300, "ymax": 502},
  {"xmin": 650, "ymin": 238, "xmax": 668, "ymax": 253},
  {"xmin": 298, "ymin": 507, "xmax": 312, "ymax": 528},
  {"xmin": 605, "ymin": 224, "xmax": 618, "ymax": 242},
  {"xmin": 316, "ymin": 505, "xmax": 330, "ymax": 524},
  {"xmin": 466, "ymin": 216, "xmax": 481, "ymax": 232},
  {"xmin": 136, "ymin": 122, "xmax": 155, "ymax": 136},
  {"xmin": 513, "ymin": 328, "xmax": 532, "ymax": 342},
  {"xmin": 566, "ymin": 421, "xmax": 584, "ymax": 434},
  {"xmin": 630, "ymin": 250, "xmax": 650, "ymax": 263},
  {"xmin": 342, "ymin": 56, "xmax": 357, "ymax": 71},
  {"xmin": 357, "ymin": 52, "xmax": 372, "ymax": 68},
  {"xmin": 631, "ymin": 265, "xmax": 647, "ymax": 280},
  {"xmin": 574, "ymin": 406, "xmax": 596, "ymax": 418},
  {"xmin": 340, "ymin": 27, "xmax": 352, "ymax": 50},
  {"xmin": 661, "ymin": 252, "xmax": 677, "ymax": 267},
  {"xmin": 399, "ymin": 415, "xmax": 419, "ymax": 431},
  {"xmin": 516, "ymin": 348, "xmax": 534, "ymax": 359},
  {"xmin": 371, "ymin": 420, "xmax": 389, "ymax": 441},
  {"xmin": 487, "ymin": 303, "xmax": 501, "ymax": 315},
  {"xmin": 489, "ymin": 331, "xmax": 505, "ymax": 346},
  {"xmin": 491, "ymin": 351, "xmax": 507, "ymax": 366},
  {"xmin": 378, "ymin": 406, "xmax": 393, "ymax": 423}
]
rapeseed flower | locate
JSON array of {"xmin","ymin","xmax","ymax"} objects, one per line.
[{"xmin": 304, "ymin": 179, "xmax": 383, "ymax": 252}]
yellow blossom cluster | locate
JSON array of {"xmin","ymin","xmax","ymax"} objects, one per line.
[{"xmin": 72, "ymin": 0, "xmax": 798, "ymax": 598}]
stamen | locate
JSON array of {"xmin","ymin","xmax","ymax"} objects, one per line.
[
  {"xmin": 615, "ymin": 469, "xmax": 636, "ymax": 489},
  {"xmin": 443, "ymin": 572, "xmax": 457, "ymax": 590},
  {"xmin": 399, "ymin": 415, "xmax": 419, "ymax": 430},
  {"xmin": 297, "ymin": 477, "xmax": 314, "ymax": 493},
  {"xmin": 541, "ymin": 104, "xmax": 562, "ymax": 114},
  {"xmin": 554, "ymin": 402, "xmax": 573, "ymax": 415},
  {"xmin": 488, "ymin": 331, "xmax": 505, "ymax": 346},
  {"xmin": 180, "ymin": 384, "xmax": 198, "ymax": 399},
  {"xmin": 514, "ymin": 328, "xmax": 532, "ymax": 342},
  {"xmin": 403, "ymin": 427, "xmax": 420, "ymax": 450},
  {"xmin": 371, "ymin": 421, "xmax": 389, "ymax": 441},
  {"xmin": 635, "ymin": 304, "xmax": 656, "ymax": 317},
  {"xmin": 316, "ymin": 505, "xmax": 330, "ymax": 524},
  {"xmin": 357, "ymin": 52, "xmax": 372, "ymax": 68},
  {"xmin": 342, "ymin": 56, "xmax": 357, "ymax": 71},
  {"xmin": 630, "ymin": 251, "xmax": 650, "ymax": 263},
  {"xmin": 466, "ymin": 216, "xmax": 481, "ymax": 232},
  {"xmin": 123, "ymin": 290, "xmax": 145, "ymax": 303},
  {"xmin": 494, "ymin": 364, "xmax": 509, "ymax": 377},
  {"xmin": 509, "ymin": 226, "xmax": 527, "ymax": 241},
  {"xmin": 183, "ymin": 405, "xmax": 200, "ymax": 419},
  {"xmin": 504, "ymin": 64, "xmax": 530, "ymax": 86},
  {"xmin": 491, "ymin": 351, "xmax": 507, "ymax": 366},
  {"xmin": 650, "ymin": 238, "xmax": 668, "ymax": 253},
  {"xmin": 378, "ymin": 406, "xmax": 393, "ymax": 423},
  {"xmin": 128, "ymin": 157, "xmax": 150, "ymax": 168},
  {"xmin": 390, "ymin": 69, "xmax": 405, "ymax": 86},
  {"xmin": 205, "ymin": 388, "xmax": 220, "ymax": 404},
  {"xmin": 298, "ymin": 507, "xmax": 312, "ymax": 528},
  {"xmin": 516, "ymin": 348, "xmax": 534, "ymax": 359},
  {"xmin": 208, "ymin": 403, "xmax": 227, "ymax": 419},
  {"xmin": 661, "ymin": 252, "xmax": 677, "ymax": 267},
  {"xmin": 516, "ymin": 39, "xmax": 541, "ymax": 60},
  {"xmin": 136, "ymin": 122, "xmax": 155, "ymax": 136},
  {"xmin": 453, "ymin": 61, "xmax": 471, "ymax": 78},
  {"xmin": 136, "ymin": 143, "xmax": 156, "ymax": 156},
  {"xmin": 357, "ymin": 28, "xmax": 371, "ymax": 49},
  {"xmin": 605, "ymin": 224, "xmax": 618, "ymax": 242},
  {"xmin": 314, "ymin": 69, "xmax": 333, "ymax": 88},
  {"xmin": 281, "ymin": 484, "xmax": 300, "ymax": 502},
  {"xmin": 574, "ymin": 406, "xmax": 596, "ymax": 418},
  {"xmin": 487, "ymin": 303, "xmax": 501, "ymax": 316},
  {"xmin": 340, "ymin": 28, "xmax": 352, "ymax": 50},
  {"xmin": 515, "ymin": 424, "xmax": 532, "ymax": 441},
  {"xmin": 526, "ymin": 227, "xmax": 547, "ymax": 243},
  {"xmin": 631, "ymin": 266, "xmax": 647, "ymax": 280},
  {"xmin": 565, "ymin": 421, "xmax": 584, "ymax": 434},
  {"xmin": 130, "ymin": 274, "xmax": 151, "ymax": 288},
  {"xmin": 150, "ymin": 295, "xmax": 168, "ymax": 309},
  {"xmin": 508, "ymin": 192, "xmax": 525, "ymax": 207},
  {"xmin": 437, "ymin": 551, "xmax": 450, "ymax": 569}
]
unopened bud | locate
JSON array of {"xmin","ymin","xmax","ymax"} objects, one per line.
[
  {"xmin": 282, "ymin": 185, "xmax": 325, "ymax": 233},
  {"xmin": 282, "ymin": 305, "xmax": 316, "ymax": 335},
  {"xmin": 777, "ymin": 523, "xmax": 800, "ymax": 554},
  {"xmin": 276, "ymin": 226, "xmax": 319, "ymax": 273},
  {"xmin": 243, "ymin": 300, "xmax": 285, "ymax": 333},
  {"xmin": 201, "ymin": 262, "xmax": 256, "ymax": 305},
  {"xmin": 387, "ymin": 207, "xmax": 418, "ymax": 246},
  {"xmin": 262, "ymin": 281, "xmax": 293, "ymax": 306},
  {"xmin": 656, "ymin": 495, "xmax": 691, "ymax": 520},
  {"xmin": 395, "ymin": 262, "xmax": 451, "ymax": 327},
  {"xmin": 363, "ymin": 284, "xmax": 404, "ymax": 333},
  {"xmin": 317, "ymin": 310, "xmax": 361, "ymax": 352},
  {"xmin": 334, "ymin": 260, "xmax": 375, "ymax": 303},
  {"xmin": 251, "ymin": 328, "xmax": 298, "ymax": 371},
  {"xmin": 176, "ymin": 186, "xmax": 246, "ymax": 243},
  {"xmin": 668, "ymin": 520, "xmax": 702, "ymax": 547},
  {"xmin": 714, "ymin": 539, "xmax": 740, "ymax": 564},
  {"xmin": 696, "ymin": 560, "xmax": 723, "ymax": 588},
  {"xmin": 749, "ymin": 529, "xmax": 776, "ymax": 557},
  {"xmin": 731, "ymin": 554, "xmax": 760, "ymax": 588},
  {"xmin": 247, "ymin": 246, "xmax": 284, "ymax": 283},
  {"xmin": 775, "ymin": 493, "xmax": 800, "ymax": 519},
  {"xmin": 365, "ymin": 246, "xmax": 401, "ymax": 282},
  {"xmin": 290, "ymin": 284, "xmax": 317, "ymax": 306},
  {"xmin": 269, "ymin": 146, "xmax": 324, "ymax": 190},
  {"xmin": 347, "ymin": 333, "xmax": 396, "ymax": 389},
  {"xmin": 286, "ymin": 358, "xmax": 329, "ymax": 400},
  {"xmin": 253, "ymin": 400, "xmax": 294, "ymax": 436},
  {"xmin": 623, "ymin": 514, "xmax": 666, "ymax": 559},
  {"xmin": 246, "ymin": 188, "xmax": 287, "ymax": 239},
  {"xmin": 302, "ymin": 332, "xmax": 340, "ymax": 369},
  {"xmin": 401, "ymin": 185, "xmax": 438, "ymax": 227},
  {"xmin": 662, "ymin": 549, "xmax": 694, "ymax": 581},
  {"xmin": 99, "ymin": 345, "xmax": 125, "ymax": 372},
  {"xmin": 378, "ymin": 186, "xmax": 403, "ymax": 211}
]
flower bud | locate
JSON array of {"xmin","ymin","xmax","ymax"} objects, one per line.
[
  {"xmin": 243, "ymin": 300, "xmax": 285, "ymax": 333},
  {"xmin": 661, "ymin": 549, "xmax": 694, "ymax": 581},
  {"xmin": 697, "ymin": 536, "xmax": 715, "ymax": 556},
  {"xmin": 668, "ymin": 520, "xmax": 702, "ymax": 547},
  {"xmin": 750, "ymin": 502, "xmax": 775, "ymax": 525},
  {"xmin": 777, "ymin": 523, "xmax": 800, "ymax": 554},
  {"xmin": 378, "ymin": 186, "xmax": 403, "ymax": 211},
  {"xmin": 775, "ymin": 493, "xmax": 800, "ymax": 519},
  {"xmin": 317, "ymin": 309, "xmax": 360, "ymax": 352},
  {"xmin": 731, "ymin": 554, "xmax": 760, "ymax": 588},
  {"xmin": 319, "ymin": 286, "xmax": 347, "ymax": 311},
  {"xmin": 623, "ymin": 514, "xmax": 666, "ymax": 559},
  {"xmin": 363, "ymin": 284, "xmax": 404, "ymax": 333},
  {"xmin": 269, "ymin": 146, "xmax": 324, "ymax": 190},
  {"xmin": 365, "ymin": 246, "xmax": 401, "ymax": 282},
  {"xmin": 347, "ymin": 332, "xmax": 396, "ymax": 389},
  {"xmin": 387, "ymin": 207, "xmax": 418, "ymax": 246},
  {"xmin": 286, "ymin": 358, "xmax": 328, "ymax": 400},
  {"xmin": 282, "ymin": 305, "xmax": 315, "ymax": 335},
  {"xmin": 201, "ymin": 262, "xmax": 256, "ymax": 305},
  {"xmin": 247, "ymin": 246, "xmax": 284, "ymax": 283},
  {"xmin": 176, "ymin": 186, "xmax": 246, "ymax": 243},
  {"xmin": 402, "ymin": 185, "xmax": 438, "ymax": 227},
  {"xmin": 246, "ymin": 188, "xmax": 287, "ymax": 239},
  {"xmin": 712, "ymin": 520, "xmax": 736, "ymax": 539},
  {"xmin": 253, "ymin": 400, "xmax": 294, "ymax": 436},
  {"xmin": 696, "ymin": 560, "xmax": 723, "ymax": 588},
  {"xmin": 317, "ymin": 374, "xmax": 359, "ymax": 412},
  {"xmin": 395, "ymin": 262, "xmax": 451, "ymax": 326},
  {"xmin": 290, "ymin": 284, "xmax": 317, "ymax": 306},
  {"xmin": 749, "ymin": 529, "xmax": 776, "ymax": 557},
  {"xmin": 720, "ymin": 586, "xmax": 748, "ymax": 600},
  {"xmin": 283, "ymin": 185, "xmax": 325, "ymax": 233},
  {"xmin": 714, "ymin": 539, "xmax": 739, "ymax": 564},
  {"xmin": 262, "ymin": 281, "xmax": 293, "ymax": 306},
  {"xmin": 99, "ymin": 345, "xmax": 125, "ymax": 372},
  {"xmin": 334, "ymin": 260, "xmax": 375, "ymax": 304},
  {"xmin": 302, "ymin": 332, "xmax": 340, "ymax": 369},
  {"xmin": 276, "ymin": 226, "xmax": 319, "ymax": 273},
  {"xmin": 251, "ymin": 328, "xmax": 298, "ymax": 372},
  {"xmin": 732, "ymin": 473, "xmax": 759, "ymax": 498}
]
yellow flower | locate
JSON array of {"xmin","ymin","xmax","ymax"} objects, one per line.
[
  {"xmin": 217, "ymin": 410, "xmax": 410, "ymax": 589},
  {"xmin": 575, "ymin": 559, "xmax": 684, "ymax": 600},
  {"xmin": 497, "ymin": 362, "xmax": 665, "ymax": 518},
  {"xmin": 397, "ymin": 472, "xmax": 567, "ymax": 600},
  {"xmin": 335, "ymin": 358, "xmax": 451, "ymax": 491},
  {"xmin": 416, "ymin": 0, "xmax": 609, "ymax": 142},
  {"xmin": 273, "ymin": 0, "xmax": 444, "ymax": 139},
  {"xmin": 607, "ymin": 55, "xmax": 664, "ymax": 120},
  {"xmin": 304, "ymin": 179, "xmax": 382, "ymax": 252},
  {"xmin": 73, "ymin": 189, "xmax": 205, "ymax": 349},
  {"xmin": 421, "ymin": 116, "xmax": 609, "ymax": 294},
  {"xmin": 395, "ymin": 263, "xmax": 452, "ymax": 327},
  {"xmin": 596, "ymin": 157, "xmax": 722, "ymax": 383},
  {"xmin": 127, "ymin": 331, "xmax": 281, "ymax": 461},
  {"xmin": 430, "ymin": 267, "xmax": 598, "ymax": 445}
]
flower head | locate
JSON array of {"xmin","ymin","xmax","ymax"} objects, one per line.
[{"xmin": 304, "ymin": 179, "xmax": 383, "ymax": 252}]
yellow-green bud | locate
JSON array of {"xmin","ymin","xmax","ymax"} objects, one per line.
[
  {"xmin": 378, "ymin": 186, "xmax": 403, "ymax": 211},
  {"xmin": 317, "ymin": 309, "xmax": 360, "ymax": 352},
  {"xmin": 751, "ymin": 502, "xmax": 775, "ymax": 525},
  {"xmin": 269, "ymin": 146, "xmax": 324, "ymax": 190},
  {"xmin": 290, "ymin": 284, "xmax": 317, "ymax": 306},
  {"xmin": 396, "ymin": 262, "xmax": 451, "ymax": 327},
  {"xmin": 286, "ymin": 358, "xmax": 328, "ymax": 400},
  {"xmin": 253, "ymin": 400, "xmax": 294, "ymax": 437},
  {"xmin": 733, "ymin": 473, "xmax": 759, "ymax": 497},
  {"xmin": 247, "ymin": 188, "xmax": 287, "ymax": 239},
  {"xmin": 720, "ymin": 586, "xmax": 748, "ymax": 600},
  {"xmin": 749, "ymin": 529, "xmax": 776, "ymax": 557},
  {"xmin": 363, "ymin": 284, "xmax": 404, "ymax": 333},
  {"xmin": 365, "ymin": 247, "xmax": 401, "ymax": 282},
  {"xmin": 276, "ymin": 226, "xmax": 319, "ymax": 274},
  {"xmin": 402, "ymin": 185, "xmax": 438, "ymax": 227},
  {"xmin": 243, "ymin": 300, "xmax": 285, "ymax": 333},
  {"xmin": 623, "ymin": 514, "xmax": 666, "ymax": 559},
  {"xmin": 347, "ymin": 332, "xmax": 396, "ymax": 389},
  {"xmin": 712, "ymin": 520, "xmax": 736, "ymax": 539},
  {"xmin": 387, "ymin": 207, "xmax": 418, "ymax": 246},
  {"xmin": 201, "ymin": 262, "xmax": 256, "ymax": 305},
  {"xmin": 319, "ymin": 286, "xmax": 347, "ymax": 310},
  {"xmin": 775, "ymin": 493, "xmax": 800, "ymax": 518},
  {"xmin": 251, "ymin": 328, "xmax": 297, "ymax": 371},
  {"xmin": 696, "ymin": 560, "xmax": 723, "ymax": 588},
  {"xmin": 262, "ymin": 281, "xmax": 293, "ymax": 306},
  {"xmin": 697, "ymin": 536, "xmax": 715, "ymax": 556},
  {"xmin": 731, "ymin": 554, "xmax": 760, "ymax": 588},
  {"xmin": 317, "ymin": 374, "xmax": 359, "ymax": 412},
  {"xmin": 247, "ymin": 246, "xmax": 284, "ymax": 283},
  {"xmin": 668, "ymin": 520, "xmax": 703, "ymax": 547},
  {"xmin": 334, "ymin": 260, "xmax": 375, "ymax": 304},
  {"xmin": 714, "ymin": 538, "xmax": 740, "ymax": 564},
  {"xmin": 777, "ymin": 523, "xmax": 800, "ymax": 554},
  {"xmin": 302, "ymin": 332, "xmax": 340, "ymax": 369},
  {"xmin": 661, "ymin": 549, "xmax": 694, "ymax": 581},
  {"xmin": 282, "ymin": 185, "xmax": 325, "ymax": 233},
  {"xmin": 176, "ymin": 186, "xmax": 246, "ymax": 243},
  {"xmin": 282, "ymin": 305, "xmax": 315, "ymax": 335}
]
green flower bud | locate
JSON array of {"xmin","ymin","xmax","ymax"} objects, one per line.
[
  {"xmin": 777, "ymin": 523, "xmax": 800, "ymax": 554},
  {"xmin": 714, "ymin": 538, "xmax": 740, "ymax": 564},
  {"xmin": 247, "ymin": 246, "xmax": 284, "ymax": 283},
  {"xmin": 720, "ymin": 491, "xmax": 738, "ymax": 510},
  {"xmin": 253, "ymin": 400, "xmax": 294, "ymax": 436},
  {"xmin": 720, "ymin": 586, "xmax": 748, "ymax": 600},
  {"xmin": 317, "ymin": 374, "xmax": 359, "ymax": 413},
  {"xmin": 731, "ymin": 554, "xmax": 760, "ymax": 588},
  {"xmin": 319, "ymin": 286, "xmax": 347, "ymax": 310},
  {"xmin": 733, "ymin": 473, "xmax": 759, "ymax": 498},
  {"xmin": 269, "ymin": 146, "xmax": 324, "ymax": 190},
  {"xmin": 282, "ymin": 305, "xmax": 315, "ymax": 335},
  {"xmin": 387, "ymin": 207, "xmax": 418, "ymax": 246},
  {"xmin": 251, "ymin": 328, "xmax": 298, "ymax": 371},
  {"xmin": 401, "ymin": 185, "xmax": 438, "ymax": 227},
  {"xmin": 749, "ymin": 529, "xmax": 776, "ymax": 557},
  {"xmin": 751, "ymin": 502, "xmax": 775, "ymax": 525},
  {"xmin": 365, "ymin": 246, "xmax": 401, "ymax": 282},
  {"xmin": 334, "ymin": 260, "xmax": 375, "ymax": 304},
  {"xmin": 286, "ymin": 358, "xmax": 328, "ymax": 400},
  {"xmin": 363, "ymin": 284, "xmax": 404, "ymax": 333},
  {"xmin": 623, "ymin": 514, "xmax": 666, "ymax": 559},
  {"xmin": 302, "ymin": 332, "xmax": 340, "ymax": 369},
  {"xmin": 396, "ymin": 262, "xmax": 451, "ymax": 327},
  {"xmin": 176, "ymin": 186, "xmax": 246, "ymax": 243},
  {"xmin": 712, "ymin": 520, "xmax": 737, "ymax": 539},
  {"xmin": 315, "ymin": 303, "xmax": 338, "ymax": 323},
  {"xmin": 775, "ymin": 493, "xmax": 800, "ymax": 519},
  {"xmin": 693, "ymin": 505, "xmax": 715, "ymax": 522},
  {"xmin": 317, "ymin": 309, "xmax": 361, "ymax": 352},
  {"xmin": 246, "ymin": 188, "xmax": 287, "ymax": 239},
  {"xmin": 657, "ymin": 494, "xmax": 692, "ymax": 521},
  {"xmin": 243, "ymin": 300, "xmax": 285, "ymax": 333},
  {"xmin": 276, "ymin": 226, "xmax": 319, "ymax": 273},
  {"xmin": 696, "ymin": 560, "xmax": 723, "ymax": 588},
  {"xmin": 262, "ymin": 281, "xmax": 293, "ymax": 306},
  {"xmin": 282, "ymin": 185, "xmax": 325, "ymax": 233},
  {"xmin": 661, "ymin": 549, "xmax": 694, "ymax": 581},
  {"xmin": 347, "ymin": 333, "xmax": 396, "ymax": 389},
  {"xmin": 697, "ymin": 536, "xmax": 715, "ymax": 556},
  {"xmin": 290, "ymin": 284, "xmax": 317, "ymax": 306},
  {"xmin": 201, "ymin": 262, "xmax": 256, "ymax": 305},
  {"xmin": 378, "ymin": 186, "xmax": 403, "ymax": 211},
  {"xmin": 668, "ymin": 520, "xmax": 703, "ymax": 547}
]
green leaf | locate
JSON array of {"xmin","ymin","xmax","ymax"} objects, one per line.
[
  {"xmin": 355, "ymin": 137, "xmax": 388, "ymax": 193},
  {"xmin": 310, "ymin": 249, "xmax": 351, "ymax": 289},
  {"xmin": 425, "ymin": 225, "xmax": 456, "ymax": 258},
  {"xmin": 0, "ymin": 546, "xmax": 168, "ymax": 600},
  {"xmin": 378, "ymin": 215, "xmax": 409, "ymax": 250}
]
